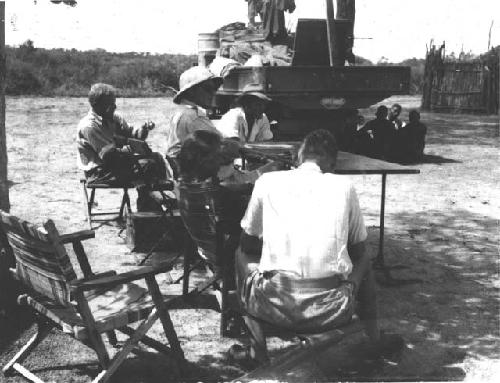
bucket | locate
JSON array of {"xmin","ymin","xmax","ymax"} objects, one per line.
[
  {"xmin": 198, "ymin": 33, "xmax": 220, "ymax": 53},
  {"xmin": 198, "ymin": 33, "xmax": 219, "ymax": 67}
]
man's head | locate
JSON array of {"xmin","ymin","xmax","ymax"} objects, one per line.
[
  {"xmin": 178, "ymin": 130, "xmax": 222, "ymax": 181},
  {"xmin": 88, "ymin": 83, "xmax": 117, "ymax": 121},
  {"xmin": 375, "ymin": 105, "xmax": 388, "ymax": 120},
  {"xmin": 237, "ymin": 83, "xmax": 271, "ymax": 120},
  {"xmin": 298, "ymin": 129, "xmax": 338, "ymax": 173},
  {"xmin": 388, "ymin": 103, "xmax": 402, "ymax": 120},
  {"xmin": 174, "ymin": 66, "xmax": 223, "ymax": 109},
  {"xmin": 409, "ymin": 109, "xmax": 420, "ymax": 123}
]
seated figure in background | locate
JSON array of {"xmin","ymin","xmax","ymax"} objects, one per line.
[
  {"xmin": 388, "ymin": 103, "xmax": 406, "ymax": 131},
  {"xmin": 216, "ymin": 84, "xmax": 274, "ymax": 143},
  {"xmin": 77, "ymin": 83, "xmax": 166, "ymax": 210},
  {"xmin": 354, "ymin": 105, "xmax": 393, "ymax": 159},
  {"xmin": 235, "ymin": 129, "xmax": 405, "ymax": 363},
  {"xmin": 398, "ymin": 109, "xmax": 427, "ymax": 163}
]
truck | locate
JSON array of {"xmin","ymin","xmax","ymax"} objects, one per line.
[{"xmin": 202, "ymin": 0, "xmax": 411, "ymax": 141}]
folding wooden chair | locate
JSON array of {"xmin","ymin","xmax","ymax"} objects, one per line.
[
  {"xmin": 81, "ymin": 177, "xmax": 133, "ymax": 229},
  {"xmin": 0, "ymin": 210, "xmax": 184, "ymax": 383},
  {"xmin": 239, "ymin": 309, "xmax": 362, "ymax": 365}
]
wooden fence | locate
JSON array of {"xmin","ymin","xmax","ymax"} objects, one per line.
[{"xmin": 422, "ymin": 44, "xmax": 499, "ymax": 115}]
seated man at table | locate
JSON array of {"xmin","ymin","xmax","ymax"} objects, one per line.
[
  {"xmin": 235, "ymin": 129, "xmax": 404, "ymax": 363},
  {"xmin": 77, "ymin": 83, "xmax": 167, "ymax": 210},
  {"xmin": 216, "ymin": 84, "xmax": 274, "ymax": 143}
]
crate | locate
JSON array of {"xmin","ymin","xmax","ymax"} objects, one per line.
[{"xmin": 125, "ymin": 211, "xmax": 185, "ymax": 253}]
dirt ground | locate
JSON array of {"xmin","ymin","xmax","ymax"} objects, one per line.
[{"xmin": 0, "ymin": 95, "xmax": 498, "ymax": 382}]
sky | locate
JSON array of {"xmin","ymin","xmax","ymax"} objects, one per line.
[{"xmin": 4, "ymin": 0, "xmax": 500, "ymax": 63}]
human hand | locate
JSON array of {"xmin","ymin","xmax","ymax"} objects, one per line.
[
  {"xmin": 142, "ymin": 120, "xmax": 155, "ymax": 131},
  {"xmin": 136, "ymin": 120, "xmax": 154, "ymax": 140}
]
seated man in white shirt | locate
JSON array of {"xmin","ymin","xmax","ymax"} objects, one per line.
[
  {"xmin": 235, "ymin": 129, "xmax": 404, "ymax": 363},
  {"xmin": 216, "ymin": 84, "xmax": 273, "ymax": 143}
]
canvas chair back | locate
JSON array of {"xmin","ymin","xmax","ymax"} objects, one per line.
[{"xmin": 0, "ymin": 211, "xmax": 77, "ymax": 306}]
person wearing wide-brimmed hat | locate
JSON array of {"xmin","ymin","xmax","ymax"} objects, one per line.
[
  {"xmin": 165, "ymin": 67, "xmax": 280, "ymax": 185},
  {"xmin": 216, "ymin": 84, "xmax": 273, "ymax": 143},
  {"xmin": 165, "ymin": 66, "xmax": 223, "ymax": 159}
]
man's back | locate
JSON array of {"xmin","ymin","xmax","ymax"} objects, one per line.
[{"xmin": 241, "ymin": 162, "xmax": 366, "ymax": 279}]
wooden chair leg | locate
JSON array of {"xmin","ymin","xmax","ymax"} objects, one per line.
[
  {"xmin": 106, "ymin": 331, "xmax": 118, "ymax": 347},
  {"xmin": 92, "ymin": 309, "xmax": 161, "ymax": 383},
  {"xmin": 119, "ymin": 189, "xmax": 131, "ymax": 220},
  {"xmin": 145, "ymin": 276, "xmax": 184, "ymax": 359},
  {"xmin": 81, "ymin": 180, "xmax": 92, "ymax": 229},
  {"xmin": 243, "ymin": 315, "xmax": 269, "ymax": 364},
  {"xmin": 88, "ymin": 188, "xmax": 97, "ymax": 228},
  {"xmin": 182, "ymin": 233, "xmax": 195, "ymax": 296},
  {"xmin": 74, "ymin": 292, "xmax": 110, "ymax": 370},
  {"xmin": 2, "ymin": 319, "xmax": 53, "ymax": 377},
  {"xmin": 220, "ymin": 262, "xmax": 230, "ymax": 337}
]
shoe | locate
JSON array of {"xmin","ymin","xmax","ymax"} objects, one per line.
[
  {"xmin": 228, "ymin": 344, "xmax": 250, "ymax": 361},
  {"xmin": 228, "ymin": 344, "xmax": 260, "ymax": 370}
]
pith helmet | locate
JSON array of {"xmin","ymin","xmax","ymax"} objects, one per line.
[
  {"xmin": 173, "ymin": 66, "xmax": 223, "ymax": 104},
  {"xmin": 237, "ymin": 83, "xmax": 272, "ymax": 103}
]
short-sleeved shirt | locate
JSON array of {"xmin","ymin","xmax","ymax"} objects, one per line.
[
  {"xmin": 165, "ymin": 101, "xmax": 220, "ymax": 158},
  {"xmin": 241, "ymin": 162, "xmax": 367, "ymax": 279},
  {"xmin": 216, "ymin": 107, "xmax": 273, "ymax": 143},
  {"xmin": 77, "ymin": 110, "xmax": 138, "ymax": 171}
]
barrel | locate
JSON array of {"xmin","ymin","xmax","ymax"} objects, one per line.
[{"xmin": 198, "ymin": 33, "xmax": 219, "ymax": 67}]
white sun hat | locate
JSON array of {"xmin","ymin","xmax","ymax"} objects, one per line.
[{"xmin": 173, "ymin": 66, "xmax": 223, "ymax": 104}]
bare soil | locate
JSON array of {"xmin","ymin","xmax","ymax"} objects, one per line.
[{"xmin": 0, "ymin": 95, "xmax": 498, "ymax": 382}]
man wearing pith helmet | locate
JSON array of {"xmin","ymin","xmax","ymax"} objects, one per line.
[
  {"xmin": 216, "ymin": 83, "xmax": 273, "ymax": 143},
  {"xmin": 165, "ymin": 66, "xmax": 223, "ymax": 159}
]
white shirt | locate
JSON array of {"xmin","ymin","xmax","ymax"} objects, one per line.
[
  {"xmin": 241, "ymin": 162, "xmax": 367, "ymax": 279},
  {"xmin": 216, "ymin": 107, "xmax": 273, "ymax": 143}
]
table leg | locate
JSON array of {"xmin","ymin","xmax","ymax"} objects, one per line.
[
  {"xmin": 376, "ymin": 173, "xmax": 386, "ymax": 266},
  {"xmin": 374, "ymin": 174, "xmax": 422, "ymax": 287}
]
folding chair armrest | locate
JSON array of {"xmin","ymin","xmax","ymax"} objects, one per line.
[
  {"xmin": 79, "ymin": 270, "xmax": 117, "ymax": 281},
  {"xmin": 70, "ymin": 262, "xmax": 174, "ymax": 292},
  {"xmin": 59, "ymin": 230, "xmax": 95, "ymax": 244}
]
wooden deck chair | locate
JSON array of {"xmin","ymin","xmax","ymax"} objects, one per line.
[{"xmin": 0, "ymin": 210, "xmax": 184, "ymax": 383}]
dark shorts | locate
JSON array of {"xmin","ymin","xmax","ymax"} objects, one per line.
[
  {"xmin": 86, "ymin": 150, "xmax": 166, "ymax": 186},
  {"xmin": 239, "ymin": 269, "xmax": 355, "ymax": 334}
]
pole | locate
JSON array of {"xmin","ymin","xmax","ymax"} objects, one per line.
[
  {"xmin": 0, "ymin": 1, "xmax": 10, "ymax": 212},
  {"xmin": 325, "ymin": 0, "xmax": 337, "ymax": 66}
]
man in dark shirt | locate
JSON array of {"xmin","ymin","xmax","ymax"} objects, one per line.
[
  {"xmin": 355, "ymin": 106, "xmax": 393, "ymax": 159},
  {"xmin": 399, "ymin": 110, "xmax": 427, "ymax": 163}
]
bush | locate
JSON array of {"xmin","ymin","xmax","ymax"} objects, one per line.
[{"xmin": 5, "ymin": 42, "xmax": 197, "ymax": 97}]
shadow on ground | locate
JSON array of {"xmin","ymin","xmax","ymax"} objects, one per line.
[{"xmin": 1, "ymin": 206, "xmax": 498, "ymax": 382}]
